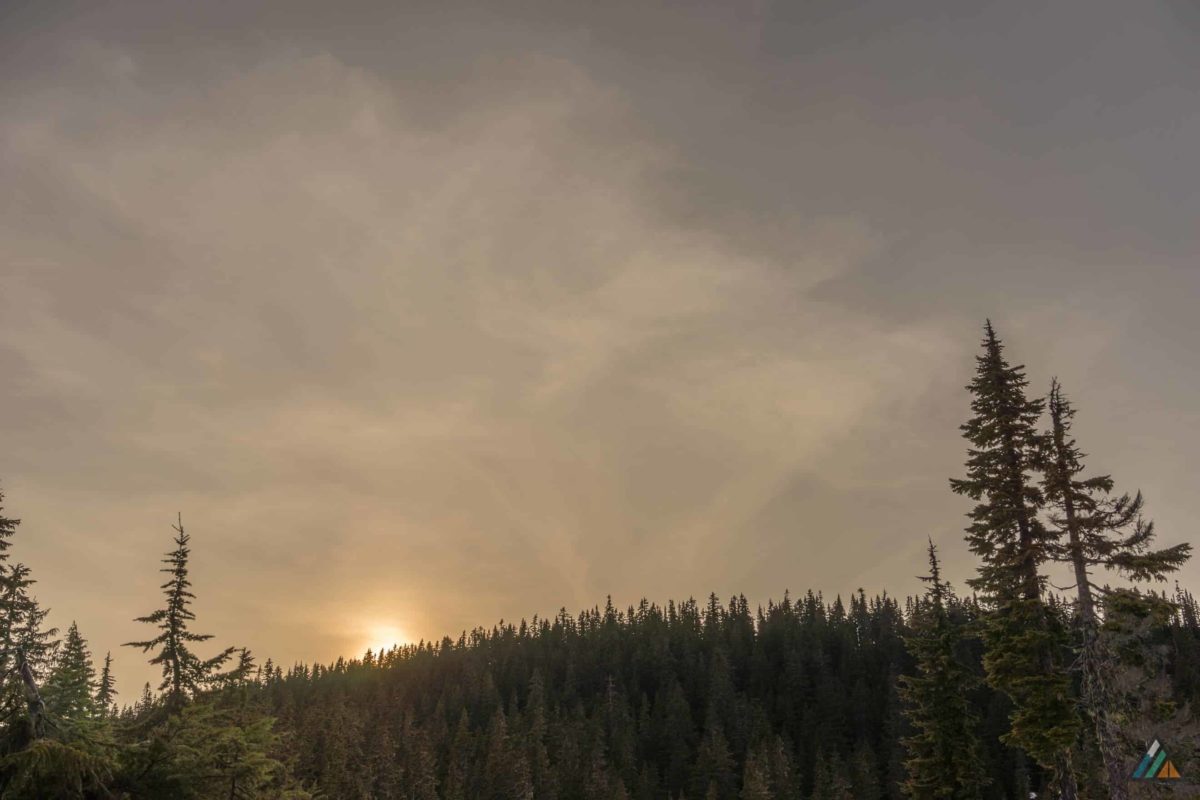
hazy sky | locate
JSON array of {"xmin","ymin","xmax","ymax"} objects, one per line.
[{"xmin": 2, "ymin": 0, "xmax": 1198, "ymax": 697}]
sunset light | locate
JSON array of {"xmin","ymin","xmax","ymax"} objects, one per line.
[
  {"xmin": 363, "ymin": 623, "xmax": 409, "ymax": 656},
  {"xmin": 2, "ymin": 2, "xmax": 1197, "ymax": 795}
]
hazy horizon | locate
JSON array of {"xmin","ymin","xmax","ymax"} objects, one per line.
[{"xmin": 2, "ymin": 0, "xmax": 1198, "ymax": 698}]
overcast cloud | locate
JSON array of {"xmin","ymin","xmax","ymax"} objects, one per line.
[{"xmin": 2, "ymin": 0, "xmax": 1197, "ymax": 695}]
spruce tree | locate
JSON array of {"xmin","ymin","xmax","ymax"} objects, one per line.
[
  {"xmin": 0, "ymin": 562, "xmax": 59, "ymax": 746},
  {"xmin": 526, "ymin": 671, "xmax": 557, "ymax": 800},
  {"xmin": 399, "ymin": 715, "xmax": 440, "ymax": 800},
  {"xmin": 95, "ymin": 652, "xmax": 116, "ymax": 717},
  {"xmin": 124, "ymin": 514, "xmax": 234, "ymax": 712},
  {"xmin": 949, "ymin": 322, "xmax": 1051, "ymax": 603},
  {"xmin": 136, "ymin": 682, "xmax": 155, "ymax": 716},
  {"xmin": 849, "ymin": 740, "xmax": 882, "ymax": 800},
  {"xmin": 738, "ymin": 749, "xmax": 771, "ymax": 800},
  {"xmin": 948, "ymin": 322, "xmax": 1078, "ymax": 795},
  {"xmin": 0, "ymin": 487, "xmax": 17, "ymax": 568},
  {"xmin": 899, "ymin": 541, "xmax": 987, "ymax": 799},
  {"xmin": 691, "ymin": 722, "xmax": 734, "ymax": 800},
  {"xmin": 443, "ymin": 710, "xmax": 474, "ymax": 800},
  {"xmin": 809, "ymin": 750, "xmax": 853, "ymax": 800},
  {"xmin": 0, "ymin": 491, "xmax": 58, "ymax": 692},
  {"xmin": 1040, "ymin": 379, "xmax": 1190, "ymax": 615},
  {"xmin": 1038, "ymin": 378, "xmax": 1191, "ymax": 797},
  {"xmin": 43, "ymin": 621, "xmax": 98, "ymax": 729}
]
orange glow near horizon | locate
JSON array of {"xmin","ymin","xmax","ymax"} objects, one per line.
[{"xmin": 361, "ymin": 623, "xmax": 409, "ymax": 656}]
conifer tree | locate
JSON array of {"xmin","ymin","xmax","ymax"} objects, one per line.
[
  {"xmin": 1038, "ymin": 378, "xmax": 1192, "ymax": 797},
  {"xmin": 899, "ymin": 541, "xmax": 987, "ymax": 799},
  {"xmin": 136, "ymin": 682, "xmax": 155, "ymax": 716},
  {"xmin": 849, "ymin": 740, "xmax": 883, "ymax": 800},
  {"xmin": 692, "ymin": 722, "xmax": 734, "ymax": 800},
  {"xmin": 525, "ymin": 671, "xmax": 557, "ymax": 800},
  {"xmin": 0, "ymin": 562, "xmax": 59, "ymax": 748},
  {"xmin": 124, "ymin": 514, "xmax": 234, "ymax": 711},
  {"xmin": 444, "ymin": 710, "xmax": 474, "ymax": 800},
  {"xmin": 0, "ymin": 565, "xmax": 57, "ymax": 671},
  {"xmin": 1040, "ymin": 379, "xmax": 1190, "ymax": 614},
  {"xmin": 949, "ymin": 323, "xmax": 1049, "ymax": 600},
  {"xmin": 0, "ymin": 491, "xmax": 58, "ymax": 689},
  {"xmin": 739, "ymin": 747, "xmax": 771, "ymax": 800},
  {"xmin": 95, "ymin": 652, "xmax": 115, "ymax": 717},
  {"xmin": 0, "ymin": 487, "xmax": 17, "ymax": 568},
  {"xmin": 43, "ymin": 622, "xmax": 98, "ymax": 730},
  {"xmin": 481, "ymin": 707, "xmax": 533, "ymax": 799},
  {"xmin": 399, "ymin": 714, "xmax": 440, "ymax": 800},
  {"xmin": 948, "ymin": 322, "xmax": 1078, "ymax": 795},
  {"xmin": 809, "ymin": 750, "xmax": 853, "ymax": 800},
  {"xmin": 0, "ymin": 497, "xmax": 112, "ymax": 800}
]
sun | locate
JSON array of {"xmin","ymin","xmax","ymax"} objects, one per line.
[{"xmin": 362, "ymin": 623, "xmax": 409, "ymax": 655}]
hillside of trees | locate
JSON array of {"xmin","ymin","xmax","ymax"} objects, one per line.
[{"xmin": 0, "ymin": 321, "xmax": 1196, "ymax": 798}]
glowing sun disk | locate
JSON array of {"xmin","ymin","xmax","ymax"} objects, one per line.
[{"xmin": 363, "ymin": 623, "xmax": 408, "ymax": 655}]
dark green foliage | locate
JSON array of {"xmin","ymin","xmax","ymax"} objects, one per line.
[
  {"xmin": 808, "ymin": 750, "xmax": 852, "ymax": 800},
  {"xmin": 243, "ymin": 592, "xmax": 1011, "ymax": 799},
  {"xmin": 1039, "ymin": 379, "xmax": 1193, "ymax": 797},
  {"xmin": 1096, "ymin": 589, "xmax": 1199, "ymax": 786},
  {"xmin": 0, "ymin": 565, "xmax": 59, "ymax": 755},
  {"xmin": 1040, "ymin": 379, "xmax": 1190, "ymax": 600},
  {"xmin": 979, "ymin": 598, "xmax": 1077, "ymax": 768},
  {"xmin": 95, "ymin": 653, "xmax": 115, "ymax": 717},
  {"xmin": 237, "ymin": 587, "xmax": 1200, "ymax": 800},
  {"xmin": 949, "ymin": 321, "xmax": 1051, "ymax": 602},
  {"xmin": 0, "ymin": 738, "xmax": 114, "ymax": 799},
  {"xmin": 0, "ymin": 494, "xmax": 59, "ymax": 703},
  {"xmin": 0, "ymin": 503, "xmax": 308, "ymax": 798},
  {"xmin": 899, "ymin": 542, "xmax": 987, "ymax": 799},
  {"xmin": 114, "ymin": 697, "xmax": 304, "ymax": 799},
  {"xmin": 125, "ymin": 514, "xmax": 236, "ymax": 710},
  {"xmin": 0, "ymin": 487, "xmax": 17, "ymax": 564},
  {"xmin": 44, "ymin": 622, "xmax": 99, "ymax": 730},
  {"xmin": 949, "ymin": 322, "xmax": 1079, "ymax": 784},
  {"xmin": 113, "ymin": 516, "xmax": 307, "ymax": 799}
]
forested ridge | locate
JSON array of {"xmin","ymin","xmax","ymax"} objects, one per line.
[
  {"xmin": 0, "ymin": 322, "xmax": 1196, "ymax": 798},
  {"xmin": 248, "ymin": 584, "xmax": 1200, "ymax": 799}
]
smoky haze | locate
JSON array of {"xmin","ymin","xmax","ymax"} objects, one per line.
[{"xmin": 1, "ymin": 0, "xmax": 1197, "ymax": 696}]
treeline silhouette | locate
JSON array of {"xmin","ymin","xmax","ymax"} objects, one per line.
[
  {"xmin": 0, "ymin": 320, "xmax": 1196, "ymax": 798},
  {"xmin": 249, "ymin": 586, "xmax": 1200, "ymax": 799}
]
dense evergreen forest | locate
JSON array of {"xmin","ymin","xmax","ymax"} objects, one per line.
[{"xmin": 0, "ymin": 322, "xmax": 1196, "ymax": 798}]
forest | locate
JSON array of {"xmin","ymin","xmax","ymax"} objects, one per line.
[{"xmin": 0, "ymin": 322, "xmax": 1196, "ymax": 799}]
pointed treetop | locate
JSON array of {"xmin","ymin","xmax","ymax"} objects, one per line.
[{"xmin": 124, "ymin": 514, "xmax": 235, "ymax": 710}]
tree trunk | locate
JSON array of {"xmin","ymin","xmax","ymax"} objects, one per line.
[
  {"xmin": 17, "ymin": 651, "xmax": 46, "ymax": 740},
  {"xmin": 1049, "ymin": 397, "xmax": 1128, "ymax": 799},
  {"xmin": 1054, "ymin": 752, "xmax": 1079, "ymax": 800},
  {"xmin": 1082, "ymin": 631, "xmax": 1131, "ymax": 800}
]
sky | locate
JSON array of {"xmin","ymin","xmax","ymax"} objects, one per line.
[{"xmin": 2, "ymin": 0, "xmax": 1198, "ymax": 698}]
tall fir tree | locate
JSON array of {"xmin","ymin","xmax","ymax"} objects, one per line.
[
  {"xmin": 136, "ymin": 682, "xmax": 155, "ymax": 716},
  {"xmin": 809, "ymin": 750, "xmax": 853, "ymax": 800},
  {"xmin": 124, "ymin": 514, "xmax": 234, "ymax": 711},
  {"xmin": 95, "ymin": 652, "xmax": 116, "ymax": 717},
  {"xmin": 1038, "ymin": 378, "xmax": 1192, "ymax": 797},
  {"xmin": 0, "ymin": 487, "xmax": 17, "ymax": 570},
  {"xmin": 948, "ymin": 322, "xmax": 1079, "ymax": 796},
  {"xmin": 0, "ymin": 491, "xmax": 115, "ymax": 797},
  {"xmin": 899, "ymin": 541, "xmax": 987, "ymax": 799},
  {"xmin": 0, "ymin": 492, "xmax": 58, "ymax": 697},
  {"xmin": 1039, "ymin": 379, "xmax": 1190, "ymax": 616},
  {"xmin": 43, "ymin": 621, "xmax": 98, "ymax": 730},
  {"xmin": 0, "ymin": 562, "xmax": 59, "ymax": 747},
  {"xmin": 738, "ymin": 748, "xmax": 771, "ymax": 800}
]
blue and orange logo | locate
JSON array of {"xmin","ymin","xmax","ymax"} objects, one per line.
[{"xmin": 1131, "ymin": 739, "xmax": 1181, "ymax": 781}]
